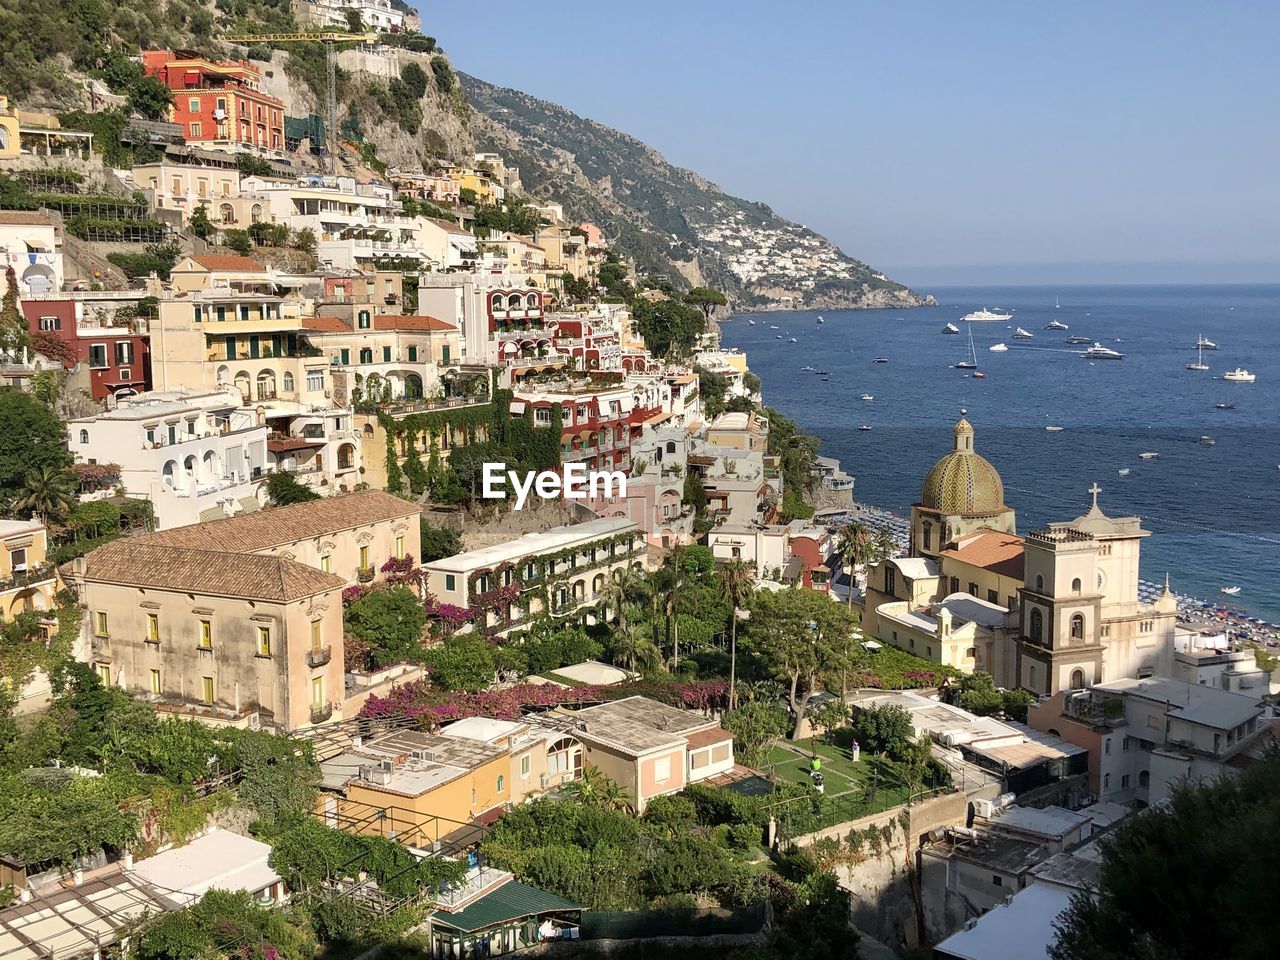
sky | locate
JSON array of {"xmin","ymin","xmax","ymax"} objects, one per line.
[{"xmin": 414, "ymin": 1, "xmax": 1280, "ymax": 287}]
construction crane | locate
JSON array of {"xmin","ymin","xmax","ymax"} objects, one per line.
[{"xmin": 224, "ymin": 31, "xmax": 378, "ymax": 174}]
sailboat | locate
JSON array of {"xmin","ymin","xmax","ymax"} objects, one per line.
[
  {"xmin": 956, "ymin": 325, "xmax": 984, "ymax": 377},
  {"xmin": 1186, "ymin": 338, "xmax": 1209, "ymax": 372},
  {"xmin": 1055, "ymin": 296, "xmax": 1061, "ymax": 309}
]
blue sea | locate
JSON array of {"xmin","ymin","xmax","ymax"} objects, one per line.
[{"xmin": 722, "ymin": 284, "xmax": 1280, "ymax": 624}]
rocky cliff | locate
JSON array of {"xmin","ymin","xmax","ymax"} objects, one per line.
[{"xmin": 459, "ymin": 74, "xmax": 931, "ymax": 311}]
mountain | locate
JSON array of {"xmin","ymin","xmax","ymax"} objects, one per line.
[{"xmin": 460, "ymin": 73, "xmax": 932, "ymax": 311}]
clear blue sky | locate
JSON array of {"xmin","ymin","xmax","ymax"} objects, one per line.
[{"xmin": 414, "ymin": 1, "xmax": 1280, "ymax": 286}]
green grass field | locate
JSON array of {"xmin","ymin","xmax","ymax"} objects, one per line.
[{"xmin": 762, "ymin": 732, "xmax": 913, "ymax": 821}]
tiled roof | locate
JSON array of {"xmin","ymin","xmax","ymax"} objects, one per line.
[
  {"xmin": 190, "ymin": 255, "xmax": 266, "ymax": 272},
  {"xmin": 140, "ymin": 490, "xmax": 419, "ymax": 554},
  {"xmin": 940, "ymin": 529, "xmax": 1025, "ymax": 579},
  {"xmin": 374, "ymin": 315, "xmax": 457, "ymax": 332},
  {"xmin": 302, "ymin": 315, "xmax": 351, "ymax": 332},
  {"xmin": 0, "ymin": 211, "xmax": 53, "ymax": 226},
  {"xmin": 77, "ymin": 539, "xmax": 343, "ymax": 601},
  {"xmin": 684, "ymin": 727, "xmax": 733, "ymax": 750}
]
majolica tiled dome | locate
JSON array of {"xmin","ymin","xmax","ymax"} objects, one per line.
[{"xmin": 920, "ymin": 419, "xmax": 1006, "ymax": 516}]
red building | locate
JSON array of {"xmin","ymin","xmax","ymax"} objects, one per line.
[
  {"xmin": 142, "ymin": 51, "xmax": 285, "ymax": 152},
  {"xmin": 23, "ymin": 299, "xmax": 151, "ymax": 401}
]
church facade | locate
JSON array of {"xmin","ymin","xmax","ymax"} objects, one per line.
[{"xmin": 863, "ymin": 420, "xmax": 1177, "ymax": 696}]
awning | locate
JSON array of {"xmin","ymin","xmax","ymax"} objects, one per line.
[
  {"xmin": 431, "ymin": 881, "xmax": 579, "ymax": 933},
  {"xmin": 509, "ymin": 400, "xmax": 527, "ymax": 414},
  {"xmin": 268, "ymin": 437, "xmax": 324, "ymax": 454}
]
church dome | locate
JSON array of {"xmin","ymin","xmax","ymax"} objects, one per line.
[{"xmin": 920, "ymin": 419, "xmax": 1007, "ymax": 516}]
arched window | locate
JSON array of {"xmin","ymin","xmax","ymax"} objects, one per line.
[
  {"xmin": 1035, "ymin": 574, "xmax": 1045, "ymax": 592},
  {"xmin": 496, "ymin": 775, "xmax": 505, "ymax": 792},
  {"xmin": 1029, "ymin": 665, "xmax": 1038, "ymax": 691},
  {"xmin": 1103, "ymin": 773, "xmax": 1111, "ymax": 790},
  {"xmin": 922, "ymin": 522, "xmax": 932, "ymax": 551},
  {"xmin": 1070, "ymin": 614, "xmax": 1085, "ymax": 639},
  {"xmin": 1029, "ymin": 608, "xmax": 1043, "ymax": 641},
  {"xmin": 218, "ymin": 202, "xmax": 234, "ymax": 223},
  {"xmin": 1070, "ymin": 668, "xmax": 1085, "ymax": 690},
  {"xmin": 1071, "ymin": 577, "xmax": 1082, "ymax": 593},
  {"xmin": 592, "ymin": 573, "xmax": 605, "ymax": 595},
  {"xmin": 162, "ymin": 460, "xmax": 177, "ymax": 487},
  {"xmin": 256, "ymin": 371, "xmax": 276, "ymax": 399},
  {"xmin": 282, "ymin": 371, "xmax": 294, "ymax": 392},
  {"xmin": 1138, "ymin": 770, "xmax": 1150, "ymax": 788},
  {"xmin": 250, "ymin": 203, "xmax": 263, "ymax": 224},
  {"xmin": 79, "ymin": 429, "xmax": 89, "ymax": 444}
]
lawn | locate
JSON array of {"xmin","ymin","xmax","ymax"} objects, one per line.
[{"xmin": 761, "ymin": 731, "xmax": 914, "ymax": 828}]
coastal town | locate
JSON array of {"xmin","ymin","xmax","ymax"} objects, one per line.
[{"xmin": 0, "ymin": 6, "xmax": 1275, "ymax": 960}]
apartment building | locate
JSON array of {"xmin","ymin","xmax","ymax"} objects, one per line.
[
  {"xmin": 68, "ymin": 388, "xmax": 267, "ymax": 529},
  {"xmin": 424, "ymin": 517, "xmax": 645, "ymax": 636},
  {"xmin": 516, "ymin": 378, "xmax": 668, "ymax": 477},
  {"xmin": 0, "ymin": 519, "xmax": 58, "ymax": 620},
  {"xmin": 142, "ymin": 51, "xmax": 286, "ymax": 154},
  {"xmin": 418, "ymin": 274, "xmax": 544, "ymax": 366},
  {"xmin": 0, "ymin": 211, "xmax": 62, "ymax": 295},
  {"xmin": 21, "ymin": 297, "xmax": 151, "ymax": 401},
  {"xmin": 550, "ymin": 314, "xmax": 621, "ymax": 372},
  {"xmin": 302, "ymin": 312, "xmax": 461, "ymax": 402},
  {"xmin": 438, "ymin": 716, "xmax": 584, "ymax": 804},
  {"xmin": 123, "ymin": 161, "xmax": 242, "ymax": 223}
]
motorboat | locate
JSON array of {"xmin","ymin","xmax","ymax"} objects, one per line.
[
  {"xmin": 788, "ymin": 337, "xmax": 798, "ymax": 343},
  {"xmin": 1221, "ymin": 586, "xmax": 1242, "ymax": 596},
  {"xmin": 1186, "ymin": 339, "xmax": 1209, "ymax": 371},
  {"xmin": 859, "ymin": 394, "xmax": 874, "ymax": 401},
  {"xmin": 1196, "ymin": 335, "xmax": 1217, "ymax": 350},
  {"xmin": 817, "ymin": 315, "xmax": 825, "ymax": 324},
  {"xmin": 873, "ymin": 357, "xmax": 888, "ymax": 363},
  {"xmin": 942, "ymin": 322, "xmax": 960, "ymax": 334},
  {"xmin": 1083, "ymin": 342, "xmax": 1124, "ymax": 360},
  {"xmin": 1046, "ymin": 319, "xmax": 1069, "ymax": 330},
  {"xmin": 858, "ymin": 424, "xmax": 872, "ymax": 432},
  {"xmin": 814, "ymin": 370, "xmax": 829, "ymax": 375},
  {"xmin": 1065, "ymin": 334, "xmax": 1093, "ymax": 345},
  {"xmin": 1012, "ymin": 327, "xmax": 1033, "ymax": 339},
  {"xmin": 1139, "ymin": 451, "xmax": 1160, "ymax": 460},
  {"xmin": 775, "ymin": 334, "xmax": 783, "ymax": 339},
  {"xmin": 801, "ymin": 365, "xmax": 816, "ymax": 372},
  {"xmin": 748, "ymin": 318, "xmax": 756, "ymax": 325},
  {"xmin": 769, "ymin": 325, "xmax": 779, "ymax": 329},
  {"xmin": 1223, "ymin": 368, "xmax": 1256, "ymax": 382},
  {"xmin": 1044, "ymin": 425, "xmax": 1064, "ymax": 432},
  {"xmin": 1216, "ymin": 402, "xmax": 1235, "ymax": 410},
  {"xmin": 1199, "ymin": 436, "xmax": 1216, "ymax": 446},
  {"xmin": 989, "ymin": 343, "xmax": 1008, "ymax": 352},
  {"xmin": 962, "ymin": 307, "xmax": 1014, "ymax": 322},
  {"xmin": 1118, "ymin": 468, "xmax": 1131, "ymax": 476},
  {"xmin": 971, "ymin": 371, "xmax": 988, "ymax": 379}
]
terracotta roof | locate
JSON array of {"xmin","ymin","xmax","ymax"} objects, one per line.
[
  {"xmin": 374, "ymin": 315, "xmax": 457, "ymax": 332},
  {"xmin": 190, "ymin": 255, "xmax": 267, "ymax": 272},
  {"xmin": 939, "ymin": 529, "xmax": 1025, "ymax": 579},
  {"xmin": 425, "ymin": 217, "xmax": 474, "ymax": 236},
  {"xmin": 140, "ymin": 490, "xmax": 420, "ymax": 554},
  {"xmin": 0, "ymin": 211, "xmax": 53, "ymax": 226},
  {"xmin": 684, "ymin": 727, "xmax": 733, "ymax": 750},
  {"xmin": 77, "ymin": 539, "xmax": 343, "ymax": 601},
  {"xmin": 302, "ymin": 315, "xmax": 351, "ymax": 333}
]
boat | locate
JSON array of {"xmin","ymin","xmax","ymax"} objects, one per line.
[
  {"xmin": 819, "ymin": 375, "xmax": 830, "ymax": 382},
  {"xmin": 873, "ymin": 357, "xmax": 888, "ymax": 363},
  {"xmin": 955, "ymin": 326, "xmax": 980, "ymax": 370},
  {"xmin": 775, "ymin": 334, "xmax": 782, "ymax": 339},
  {"xmin": 1186, "ymin": 339, "xmax": 1209, "ymax": 371},
  {"xmin": 1139, "ymin": 451, "xmax": 1160, "ymax": 460},
  {"xmin": 942, "ymin": 322, "xmax": 960, "ymax": 334},
  {"xmin": 1223, "ymin": 368, "xmax": 1256, "ymax": 382},
  {"xmin": 788, "ymin": 337, "xmax": 797, "ymax": 343},
  {"xmin": 1221, "ymin": 586, "xmax": 1242, "ymax": 596},
  {"xmin": 801, "ymin": 365, "xmax": 815, "ymax": 372},
  {"xmin": 1196, "ymin": 335, "xmax": 1217, "ymax": 350},
  {"xmin": 814, "ymin": 370, "xmax": 828, "ymax": 375},
  {"xmin": 747, "ymin": 318, "xmax": 756, "ymax": 325},
  {"xmin": 858, "ymin": 424, "xmax": 872, "ymax": 432},
  {"xmin": 971, "ymin": 371, "xmax": 988, "ymax": 379},
  {"xmin": 1044, "ymin": 425, "xmax": 1064, "ymax": 432},
  {"xmin": 1055, "ymin": 296, "xmax": 1061, "ymax": 309},
  {"xmin": 1046, "ymin": 319, "xmax": 1069, "ymax": 330},
  {"xmin": 1118, "ymin": 468, "xmax": 1131, "ymax": 477},
  {"xmin": 769, "ymin": 325, "xmax": 779, "ymax": 329},
  {"xmin": 989, "ymin": 343, "xmax": 1008, "ymax": 352},
  {"xmin": 1216, "ymin": 402, "xmax": 1235, "ymax": 410},
  {"xmin": 1083, "ymin": 342, "xmax": 1124, "ymax": 360},
  {"xmin": 1199, "ymin": 436, "xmax": 1216, "ymax": 446},
  {"xmin": 1012, "ymin": 327, "xmax": 1033, "ymax": 339},
  {"xmin": 1065, "ymin": 334, "xmax": 1093, "ymax": 345},
  {"xmin": 962, "ymin": 307, "xmax": 1014, "ymax": 322},
  {"xmin": 817, "ymin": 315, "xmax": 825, "ymax": 324},
  {"xmin": 859, "ymin": 394, "xmax": 874, "ymax": 401}
]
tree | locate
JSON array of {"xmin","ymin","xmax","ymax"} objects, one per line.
[
  {"xmin": 13, "ymin": 465, "xmax": 76, "ymax": 520},
  {"xmin": 955, "ymin": 672, "xmax": 1003, "ymax": 716},
  {"xmin": 723, "ymin": 701, "xmax": 788, "ymax": 766},
  {"xmin": 1001, "ymin": 688, "xmax": 1036, "ymax": 723},
  {"xmin": 423, "ymin": 635, "xmax": 494, "ymax": 692},
  {"xmin": 188, "ymin": 203, "xmax": 215, "ymax": 240},
  {"xmin": 126, "ymin": 76, "xmax": 172, "ymax": 121},
  {"xmin": 746, "ymin": 588, "xmax": 857, "ymax": 738},
  {"xmin": 222, "ymin": 229, "xmax": 253, "ymax": 255},
  {"xmin": 852, "ymin": 703, "xmax": 915, "ymax": 760},
  {"xmin": 343, "ymin": 8, "xmax": 364, "ymax": 31},
  {"xmin": 420, "ymin": 518, "xmax": 462, "ymax": 562},
  {"xmin": 837, "ymin": 521, "xmax": 871, "ymax": 611},
  {"xmin": 265, "ymin": 471, "xmax": 320, "ymax": 506},
  {"xmin": 344, "ymin": 588, "xmax": 426, "ymax": 668},
  {"xmin": 560, "ymin": 767, "xmax": 633, "ymax": 813},
  {"xmin": 294, "ymin": 227, "xmax": 317, "ymax": 255},
  {"xmin": 1051, "ymin": 752, "xmax": 1280, "ymax": 960},
  {"xmin": 598, "ymin": 563, "xmax": 642, "ymax": 629},
  {"xmin": 719, "ymin": 560, "xmax": 754, "ymax": 708},
  {"xmin": 606, "ymin": 620, "xmax": 661, "ymax": 674},
  {"xmin": 0, "ymin": 267, "xmax": 29, "ymax": 356},
  {"xmin": 0, "ymin": 388, "xmax": 72, "ymax": 502},
  {"xmin": 683, "ymin": 287, "xmax": 727, "ymax": 324}
]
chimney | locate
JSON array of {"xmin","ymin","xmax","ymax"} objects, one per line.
[{"xmin": 939, "ymin": 606, "xmax": 953, "ymax": 640}]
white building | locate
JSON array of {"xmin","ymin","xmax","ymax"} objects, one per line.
[
  {"xmin": 69, "ymin": 388, "xmax": 268, "ymax": 529},
  {"xmin": 302, "ymin": 0, "xmax": 406, "ymax": 31},
  {"xmin": 0, "ymin": 212, "xmax": 62, "ymax": 294},
  {"xmin": 1169, "ymin": 624, "xmax": 1269, "ymax": 698}
]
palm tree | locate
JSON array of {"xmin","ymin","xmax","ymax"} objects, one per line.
[
  {"xmin": 14, "ymin": 466, "xmax": 76, "ymax": 521},
  {"xmin": 561, "ymin": 767, "xmax": 633, "ymax": 812},
  {"xmin": 719, "ymin": 560, "xmax": 755, "ymax": 709},
  {"xmin": 872, "ymin": 525, "xmax": 897, "ymax": 566},
  {"xmin": 608, "ymin": 619, "xmax": 661, "ymax": 674},
  {"xmin": 837, "ymin": 521, "xmax": 871, "ymax": 611},
  {"xmin": 598, "ymin": 564, "xmax": 640, "ymax": 629},
  {"xmin": 661, "ymin": 552, "xmax": 686, "ymax": 670}
]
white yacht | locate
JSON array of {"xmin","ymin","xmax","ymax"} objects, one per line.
[
  {"xmin": 942, "ymin": 322, "xmax": 960, "ymax": 334},
  {"xmin": 1220, "ymin": 586, "xmax": 1242, "ymax": 596},
  {"xmin": 1046, "ymin": 319, "xmax": 1069, "ymax": 331},
  {"xmin": 817, "ymin": 315, "xmax": 825, "ymax": 324},
  {"xmin": 788, "ymin": 337, "xmax": 798, "ymax": 343},
  {"xmin": 859, "ymin": 394, "xmax": 874, "ymax": 401},
  {"xmin": 1083, "ymin": 342, "xmax": 1124, "ymax": 360},
  {"xmin": 989, "ymin": 343, "xmax": 1008, "ymax": 352},
  {"xmin": 1044, "ymin": 425, "xmax": 1064, "ymax": 432},
  {"xmin": 962, "ymin": 307, "xmax": 1014, "ymax": 322},
  {"xmin": 747, "ymin": 318, "xmax": 756, "ymax": 325},
  {"xmin": 1223, "ymin": 368, "xmax": 1256, "ymax": 382},
  {"xmin": 1196, "ymin": 335, "xmax": 1218, "ymax": 350},
  {"xmin": 1012, "ymin": 327, "xmax": 1033, "ymax": 339}
]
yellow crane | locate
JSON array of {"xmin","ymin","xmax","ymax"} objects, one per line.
[{"xmin": 224, "ymin": 31, "xmax": 378, "ymax": 174}]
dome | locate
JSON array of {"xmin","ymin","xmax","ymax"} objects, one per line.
[{"xmin": 920, "ymin": 419, "xmax": 1006, "ymax": 516}]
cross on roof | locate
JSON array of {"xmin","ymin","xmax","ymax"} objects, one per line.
[{"xmin": 1088, "ymin": 482, "xmax": 1102, "ymax": 509}]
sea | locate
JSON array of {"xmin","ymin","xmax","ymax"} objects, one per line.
[{"xmin": 721, "ymin": 284, "xmax": 1280, "ymax": 625}]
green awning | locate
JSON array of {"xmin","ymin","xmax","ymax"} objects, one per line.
[{"xmin": 431, "ymin": 881, "xmax": 579, "ymax": 934}]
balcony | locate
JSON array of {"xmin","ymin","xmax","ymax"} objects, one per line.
[
  {"xmin": 357, "ymin": 565, "xmax": 375, "ymax": 583},
  {"xmin": 0, "ymin": 563, "xmax": 58, "ymax": 592},
  {"xmin": 310, "ymin": 702, "xmax": 334, "ymax": 724},
  {"xmin": 307, "ymin": 645, "xmax": 333, "ymax": 668}
]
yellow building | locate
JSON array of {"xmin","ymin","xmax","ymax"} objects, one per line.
[{"xmin": 0, "ymin": 519, "xmax": 59, "ymax": 620}]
